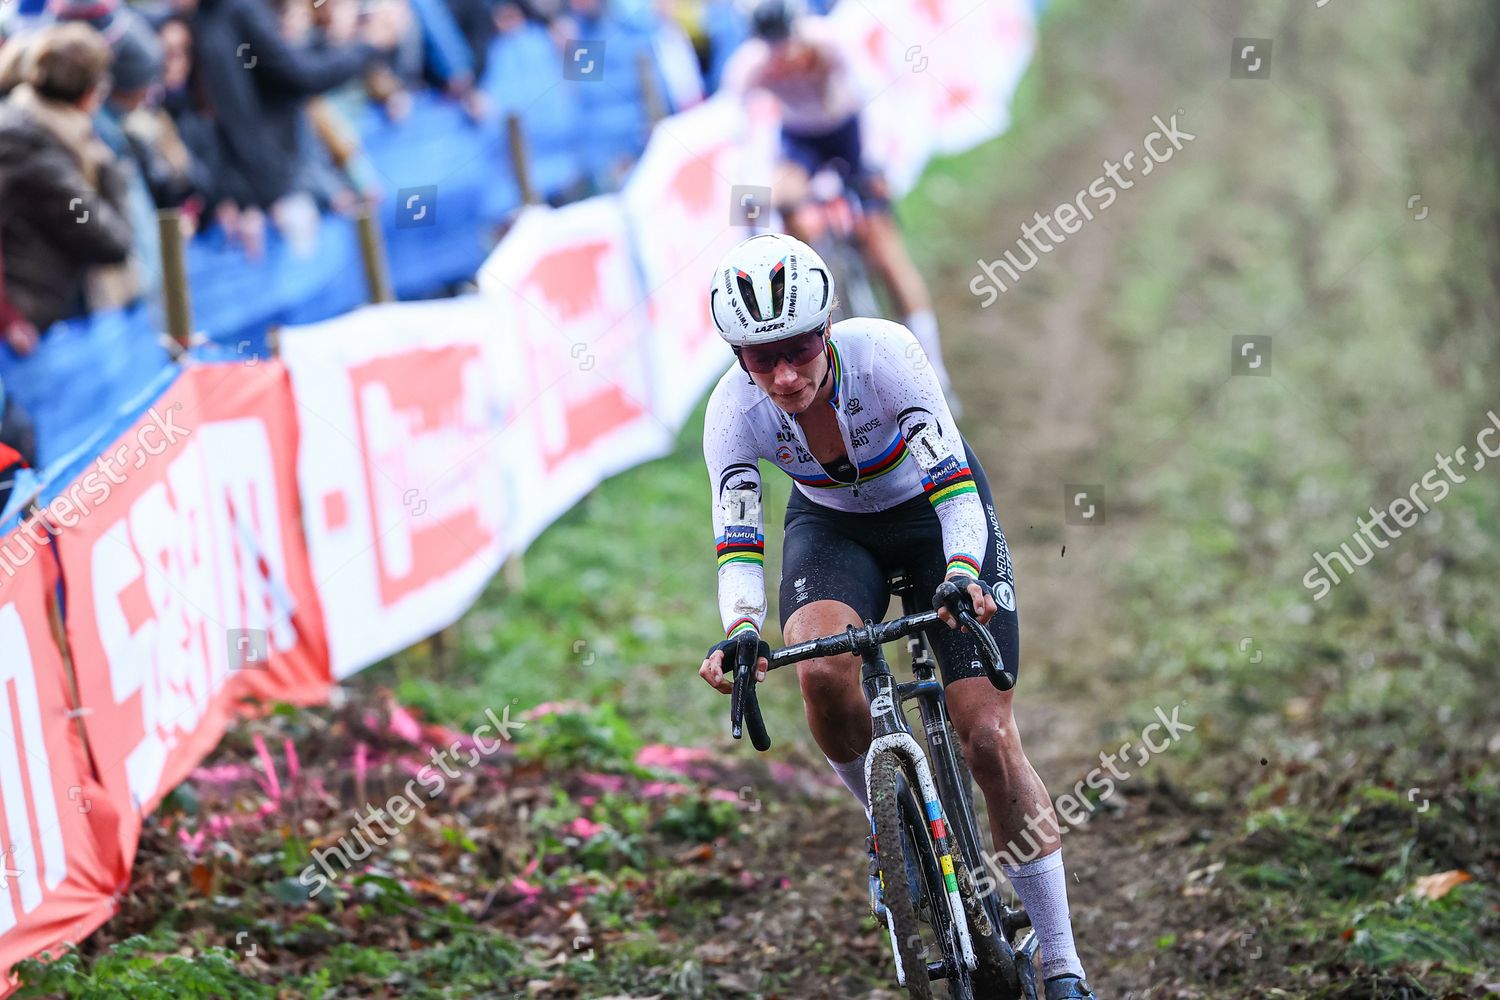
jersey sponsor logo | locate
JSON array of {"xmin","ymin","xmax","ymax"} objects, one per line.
[
  {"xmin": 776, "ymin": 445, "xmax": 795, "ymax": 464},
  {"xmin": 992, "ymin": 580, "xmax": 1015, "ymax": 612},
  {"xmin": 853, "ymin": 415, "xmax": 882, "ymax": 437},
  {"xmin": 847, "ymin": 396, "xmax": 863, "ymax": 415},
  {"xmin": 986, "ymin": 502, "xmax": 1014, "ymax": 582},
  {"xmin": 927, "ymin": 453, "xmax": 965, "ymax": 485},
  {"xmin": 723, "ymin": 523, "xmax": 759, "ymax": 545}
]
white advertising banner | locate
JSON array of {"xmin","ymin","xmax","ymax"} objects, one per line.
[
  {"xmin": 477, "ymin": 199, "xmax": 673, "ymax": 552},
  {"xmin": 280, "ymin": 299, "xmax": 522, "ymax": 678}
]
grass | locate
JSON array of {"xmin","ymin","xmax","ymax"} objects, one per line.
[{"xmin": 1073, "ymin": 0, "xmax": 1500, "ymax": 991}]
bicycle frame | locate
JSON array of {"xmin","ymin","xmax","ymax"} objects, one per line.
[
  {"xmin": 890, "ymin": 581, "xmax": 1039, "ymax": 998},
  {"xmin": 857, "ymin": 623, "xmax": 979, "ymax": 983}
]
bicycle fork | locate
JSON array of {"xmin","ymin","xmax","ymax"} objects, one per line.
[{"xmin": 860, "ymin": 646, "xmax": 977, "ymax": 985}]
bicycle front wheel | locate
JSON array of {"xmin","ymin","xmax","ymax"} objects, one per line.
[{"xmin": 870, "ymin": 749, "xmax": 972, "ymax": 1000}]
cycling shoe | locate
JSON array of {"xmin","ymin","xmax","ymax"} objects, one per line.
[{"xmin": 1043, "ymin": 974, "xmax": 1097, "ymax": 1000}]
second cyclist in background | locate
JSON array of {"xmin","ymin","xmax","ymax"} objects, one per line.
[{"xmin": 720, "ymin": 0, "xmax": 958, "ymax": 408}]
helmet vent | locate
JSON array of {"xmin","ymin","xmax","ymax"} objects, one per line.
[
  {"xmin": 810, "ymin": 266, "xmax": 830, "ymax": 311},
  {"xmin": 769, "ymin": 259, "xmax": 786, "ymax": 318},
  {"xmin": 735, "ymin": 269, "xmax": 766, "ymax": 321}
]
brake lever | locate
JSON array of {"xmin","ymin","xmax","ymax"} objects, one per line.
[
  {"xmin": 958, "ymin": 609, "xmax": 1015, "ymax": 691},
  {"xmin": 729, "ymin": 639, "xmax": 771, "ymax": 752}
]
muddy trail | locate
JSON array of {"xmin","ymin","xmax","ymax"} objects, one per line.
[{"xmin": 28, "ymin": 1, "xmax": 1500, "ymax": 998}]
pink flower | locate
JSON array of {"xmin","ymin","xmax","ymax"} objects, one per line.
[
  {"xmin": 564, "ymin": 817, "xmax": 604, "ymax": 839},
  {"xmin": 635, "ymin": 744, "xmax": 712, "ymax": 772},
  {"xmin": 639, "ymin": 781, "xmax": 693, "ymax": 799},
  {"xmin": 510, "ymin": 877, "xmax": 543, "ymax": 901},
  {"xmin": 522, "ymin": 700, "xmax": 589, "ymax": 721},
  {"xmin": 580, "ymin": 773, "xmax": 627, "ymax": 793},
  {"xmin": 388, "ymin": 704, "xmax": 423, "ymax": 744}
]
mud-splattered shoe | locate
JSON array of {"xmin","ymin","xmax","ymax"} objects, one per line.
[{"xmin": 1043, "ymin": 974, "xmax": 1097, "ymax": 1000}]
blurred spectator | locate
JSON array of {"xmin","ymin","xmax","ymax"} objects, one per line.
[
  {"xmin": 154, "ymin": 11, "xmax": 257, "ymax": 224},
  {"xmin": 53, "ymin": 1, "xmax": 167, "ymax": 318},
  {"xmin": 445, "ymin": 0, "xmax": 494, "ymax": 81},
  {"xmin": 187, "ymin": 0, "xmax": 406, "ymax": 215},
  {"xmin": 105, "ymin": 9, "xmax": 203, "ymax": 212},
  {"xmin": 0, "ymin": 22, "xmax": 138, "ymax": 354}
]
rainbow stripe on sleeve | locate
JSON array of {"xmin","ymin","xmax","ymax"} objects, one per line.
[
  {"xmin": 726, "ymin": 617, "xmax": 758, "ymax": 637},
  {"xmin": 716, "ymin": 527, "xmax": 765, "ymax": 569},
  {"xmin": 945, "ymin": 553, "xmax": 981, "ymax": 579},
  {"xmin": 922, "ymin": 456, "xmax": 978, "ymax": 509}
]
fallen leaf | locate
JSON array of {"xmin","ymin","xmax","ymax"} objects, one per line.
[{"xmin": 1411, "ymin": 869, "xmax": 1471, "ymax": 901}]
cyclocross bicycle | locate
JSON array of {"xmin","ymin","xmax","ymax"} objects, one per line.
[
  {"xmin": 800, "ymin": 165, "xmax": 884, "ymax": 323},
  {"xmin": 726, "ymin": 570, "xmax": 1042, "ymax": 1000}
]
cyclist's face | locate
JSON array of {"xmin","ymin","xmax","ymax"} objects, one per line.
[{"xmin": 750, "ymin": 340, "xmax": 827, "ymax": 414}]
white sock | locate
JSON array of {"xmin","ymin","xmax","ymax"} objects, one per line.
[
  {"xmin": 1001, "ymin": 849, "xmax": 1085, "ymax": 981},
  {"xmin": 826, "ymin": 751, "xmax": 869, "ymax": 811},
  {"xmin": 903, "ymin": 310, "xmax": 958, "ymax": 410}
]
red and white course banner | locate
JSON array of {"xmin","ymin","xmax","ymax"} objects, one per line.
[
  {"xmin": 621, "ymin": 92, "xmax": 779, "ymax": 432},
  {"xmin": 835, "ymin": 0, "xmax": 1035, "ymax": 196},
  {"xmin": 280, "ymin": 299, "xmax": 522, "ymax": 678},
  {"xmin": 53, "ymin": 364, "xmax": 329, "ymax": 853},
  {"xmin": 478, "ymin": 198, "xmax": 673, "ymax": 551},
  {"xmin": 0, "ymin": 538, "xmax": 127, "ymax": 984}
]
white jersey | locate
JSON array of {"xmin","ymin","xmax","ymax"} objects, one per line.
[
  {"xmin": 703, "ymin": 318, "xmax": 987, "ymax": 637},
  {"xmin": 719, "ymin": 16, "xmax": 868, "ymax": 135}
]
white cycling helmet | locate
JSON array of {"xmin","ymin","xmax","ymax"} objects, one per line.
[{"xmin": 709, "ymin": 233, "xmax": 835, "ymax": 347}]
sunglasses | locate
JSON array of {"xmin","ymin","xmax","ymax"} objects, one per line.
[{"xmin": 735, "ymin": 325, "xmax": 828, "ymax": 374}]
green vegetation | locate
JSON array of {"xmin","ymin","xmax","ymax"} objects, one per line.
[{"xmin": 1062, "ymin": 0, "xmax": 1500, "ymax": 992}]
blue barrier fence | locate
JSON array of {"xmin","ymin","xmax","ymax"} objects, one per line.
[{"xmin": 189, "ymin": 18, "xmax": 674, "ymax": 351}]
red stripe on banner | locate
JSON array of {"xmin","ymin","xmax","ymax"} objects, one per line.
[{"xmin": 322, "ymin": 490, "xmax": 348, "ymax": 531}]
